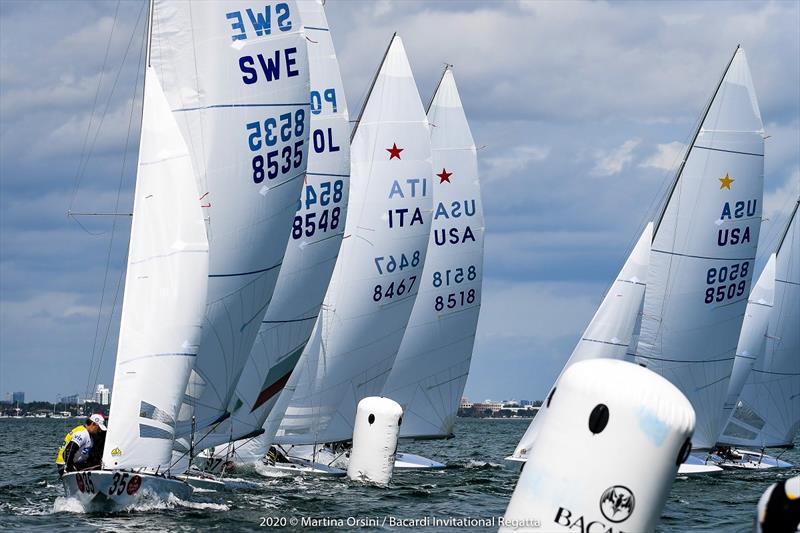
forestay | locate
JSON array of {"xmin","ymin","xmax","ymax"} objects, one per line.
[
  {"xmin": 275, "ymin": 35, "xmax": 433, "ymax": 445},
  {"xmin": 634, "ymin": 47, "xmax": 764, "ymax": 450},
  {"xmin": 510, "ymin": 222, "xmax": 652, "ymax": 461},
  {"xmin": 198, "ymin": 0, "xmax": 350, "ymax": 452},
  {"xmin": 381, "ymin": 68, "xmax": 484, "ymax": 439},
  {"xmin": 148, "ymin": 1, "xmax": 311, "ymax": 437},
  {"xmin": 721, "ymin": 201, "xmax": 799, "ymax": 447},
  {"xmin": 103, "ymin": 68, "xmax": 209, "ymax": 471}
]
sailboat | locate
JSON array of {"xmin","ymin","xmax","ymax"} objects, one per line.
[
  {"xmin": 262, "ymin": 34, "xmax": 434, "ymax": 473},
  {"xmin": 63, "ymin": 0, "xmax": 312, "ymax": 504},
  {"xmin": 508, "ymin": 46, "xmax": 765, "ymax": 474},
  {"xmin": 190, "ymin": 0, "xmax": 351, "ymax": 473},
  {"xmin": 713, "ymin": 198, "xmax": 799, "ymax": 468},
  {"xmin": 141, "ymin": 1, "xmax": 313, "ymax": 466},
  {"xmin": 631, "ymin": 46, "xmax": 765, "ymax": 471},
  {"xmin": 508, "ymin": 222, "xmax": 652, "ymax": 462},
  {"xmin": 381, "ymin": 66, "xmax": 484, "ymax": 469},
  {"xmin": 62, "ymin": 12, "xmax": 209, "ymax": 508}
]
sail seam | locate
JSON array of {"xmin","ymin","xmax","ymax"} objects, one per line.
[
  {"xmin": 173, "ymin": 102, "xmax": 310, "ymax": 112},
  {"xmin": 208, "ymin": 262, "xmax": 282, "ymax": 278},
  {"xmin": 650, "ymin": 249, "xmax": 756, "ymax": 262},
  {"xmin": 694, "ymin": 145, "xmax": 763, "ymax": 157}
]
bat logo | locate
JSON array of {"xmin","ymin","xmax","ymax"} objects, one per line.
[{"xmin": 599, "ymin": 485, "xmax": 635, "ymax": 523}]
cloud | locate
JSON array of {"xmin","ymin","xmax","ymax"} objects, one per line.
[
  {"xmin": 483, "ymin": 144, "xmax": 550, "ymax": 181},
  {"xmin": 1, "ymin": 0, "xmax": 798, "ymax": 401},
  {"xmin": 640, "ymin": 141, "xmax": 686, "ymax": 171},
  {"xmin": 591, "ymin": 139, "xmax": 641, "ymax": 176}
]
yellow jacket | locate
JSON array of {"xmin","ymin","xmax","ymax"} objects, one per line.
[{"xmin": 55, "ymin": 425, "xmax": 87, "ymax": 465}]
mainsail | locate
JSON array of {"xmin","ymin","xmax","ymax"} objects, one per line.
[
  {"xmin": 148, "ymin": 1, "xmax": 311, "ymax": 437},
  {"xmin": 274, "ymin": 35, "xmax": 433, "ymax": 445},
  {"xmin": 196, "ymin": 0, "xmax": 350, "ymax": 452},
  {"xmin": 633, "ymin": 47, "xmax": 764, "ymax": 450},
  {"xmin": 381, "ymin": 67, "xmax": 485, "ymax": 439},
  {"xmin": 720, "ymin": 200, "xmax": 799, "ymax": 447},
  {"xmin": 510, "ymin": 222, "xmax": 652, "ymax": 461},
  {"xmin": 103, "ymin": 67, "xmax": 209, "ymax": 471}
]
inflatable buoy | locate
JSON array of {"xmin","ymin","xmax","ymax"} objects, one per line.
[
  {"xmin": 501, "ymin": 359, "xmax": 695, "ymax": 532},
  {"xmin": 347, "ymin": 397, "xmax": 403, "ymax": 485}
]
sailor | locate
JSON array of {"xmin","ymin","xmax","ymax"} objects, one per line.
[{"xmin": 55, "ymin": 413, "xmax": 107, "ymax": 478}]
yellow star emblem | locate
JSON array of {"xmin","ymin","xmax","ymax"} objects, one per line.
[{"xmin": 719, "ymin": 173, "xmax": 734, "ymax": 190}]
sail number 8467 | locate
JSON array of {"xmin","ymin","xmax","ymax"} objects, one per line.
[{"xmin": 373, "ymin": 276, "xmax": 417, "ymax": 302}]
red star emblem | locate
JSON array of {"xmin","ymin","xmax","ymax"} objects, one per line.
[
  {"xmin": 386, "ymin": 143, "xmax": 403, "ymax": 160},
  {"xmin": 436, "ymin": 168, "xmax": 452, "ymax": 184}
]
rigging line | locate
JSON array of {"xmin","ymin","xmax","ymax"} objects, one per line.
[
  {"xmin": 84, "ymin": 8, "xmax": 148, "ymax": 398},
  {"xmin": 68, "ymin": 1, "xmax": 147, "ymax": 220},
  {"xmin": 69, "ymin": 0, "xmax": 121, "ymax": 212}
]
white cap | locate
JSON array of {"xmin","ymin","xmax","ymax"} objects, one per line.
[{"xmin": 88, "ymin": 413, "xmax": 107, "ymax": 431}]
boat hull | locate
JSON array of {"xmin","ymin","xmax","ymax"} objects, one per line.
[
  {"xmin": 677, "ymin": 454, "xmax": 723, "ymax": 475},
  {"xmin": 711, "ymin": 448, "xmax": 793, "ymax": 470},
  {"xmin": 394, "ymin": 452, "xmax": 445, "ymax": 469},
  {"xmin": 62, "ymin": 470, "xmax": 192, "ymax": 511}
]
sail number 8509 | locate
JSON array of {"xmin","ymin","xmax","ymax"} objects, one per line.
[{"xmin": 704, "ymin": 261, "xmax": 749, "ymax": 304}]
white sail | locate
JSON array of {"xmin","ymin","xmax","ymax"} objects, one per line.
[
  {"xmin": 634, "ymin": 47, "xmax": 764, "ymax": 450},
  {"xmin": 381, "ymin": 68, "xmax": 484, "ymax": 439},
  {"xmin": 275, "ymin": 35, "xmax": 433, "ymax": 445},
  {"xmin": 721, "ymin": 201, "xmax": 799, "ymax": 447},
  {"xmin": 510, "ymin": 222, "xmax": 652, "ymax": 461},
  {"xmin": 718, "ymin": 253, "xmax": 776, "ymax": 432},
  {"xmin": 197, "ymin": 0, "xmax": 349, "ymax": 451},
  {"xmin": 103, "ymin": 68, "xmax": 209, "ymax": 471},
  {"xmin": 148, "ymin": 1, "xmax": 311, "ymax": 436}
]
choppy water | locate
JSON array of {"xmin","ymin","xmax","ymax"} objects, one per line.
[{"xmin": 1, "ymin": 417, "xmax": 797, "ymax": 531}]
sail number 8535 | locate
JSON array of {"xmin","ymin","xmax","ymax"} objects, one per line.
[{"xmin": 246, "ymin": 110, "xmax": 306, "ymax": 183}]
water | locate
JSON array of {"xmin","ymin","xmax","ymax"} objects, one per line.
[{"xmin": 1, "ymin": 417, "xmax": 797, "ymax": 531}]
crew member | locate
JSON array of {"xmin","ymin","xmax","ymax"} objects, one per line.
[{"xmin": 55, "ymin": 413, "xmax": 107, "ymax": 478}]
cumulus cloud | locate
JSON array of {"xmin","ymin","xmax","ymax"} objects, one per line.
[
  {"xmin": 640, "ymin": 141, "xmax": 686, "ymax": 171},
  {"xmin": 483, "ymin": 144, "xmax": 550, "ymax": 181},
  {"xmin": 1, "ymin": 0, "xmax": 798, "ymax": 400},
  {"xmin": 591, "ymin": 139, "xmax": 641, "ymax": 176}
]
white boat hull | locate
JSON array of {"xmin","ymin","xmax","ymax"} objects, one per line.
[
  {"xmin": 62, "ymin": 470, "xmax": 192, "ymax": 511},
  {"xmin": 258, "ymin": 456, "xmax": 346, "ymax": 477},
  {"xmin": 677, "ymin": 454, "xmax": 723, "ymax": 475},
  {"xmin": 711, "ymin": 448, "xmax": 793, "ymax": 470},
  {"xmin": 394, "ymin": 452, "xmax": 445, "ymax": 469}
]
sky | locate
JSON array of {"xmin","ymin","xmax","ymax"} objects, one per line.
[{"xmin": 1, "ymin": 0, "xmax": 798, "ymax": 403}]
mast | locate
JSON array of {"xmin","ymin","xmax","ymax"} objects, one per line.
[
  {"xmin": 145, "ymin": 0, "xmax": 154, "ymax": 67},
  {"xmin": 776, "ymin": 198, "xmax": 800, "ymax": 254},
  {"xmin": 350, "ymin": 33, "xmax": 397, "ymax": 143},
  {"xmin": 426, "ymin": 64, "xmax": 452, "ymax": 114},
  {"xmin": 652, "ymin": 45, "xmax": 741, "ymax": 238}
]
